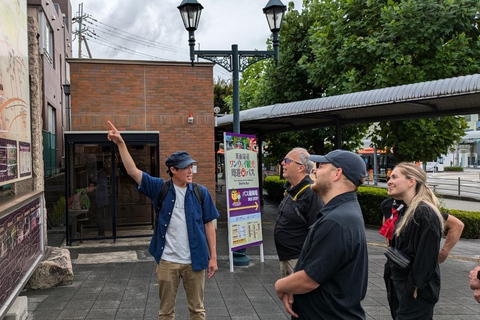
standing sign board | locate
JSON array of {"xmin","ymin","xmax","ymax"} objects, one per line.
[{"xmin": 224, "ymin": 132, "xmax": 263, "ymax": 272}]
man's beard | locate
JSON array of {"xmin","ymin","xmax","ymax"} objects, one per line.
[{"xmin": 311, "ymin": 178, "xmax": 331, "ymax": 199}]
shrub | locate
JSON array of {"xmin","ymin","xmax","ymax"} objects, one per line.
[
  {"xmin": 357, "ymin": 186, "xmax": 388, "ymax": 226},
  {"xmin": 442, "ymin": 208, "xmax": 480, "ymax": 239},
  {"xmin": 444, "ymin": 166, "xmax": 464, "ymax": 172},
  {"xmin": 263, "ymin": 175, "xmax": 286, "ymax": 202}
]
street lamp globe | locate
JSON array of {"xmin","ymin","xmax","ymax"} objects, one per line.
[
  {"xmin": 178, "ymin": 0, "xmax": 203, "ymax": 31},
  {"xmin": 263, "ymin": 0, "xmax": 286, "ymax": 32}
]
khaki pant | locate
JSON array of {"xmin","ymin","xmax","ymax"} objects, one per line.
[
  {"xmin": 279, "ymin": 259, "xmax": 298, "ymax": 278},
  {"xmin": 156, "ymin": 260, "xmax": 206, "ymax": 320}
]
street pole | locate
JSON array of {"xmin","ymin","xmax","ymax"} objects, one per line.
[
  {"xmin": 232, "ymin": 45, "xmax": 240, "ymax": 133},
  {"xmin": 178, "ymin": 0, "xmax": 286, "ymax": 267}
]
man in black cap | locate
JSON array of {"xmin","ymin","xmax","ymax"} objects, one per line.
[
  {"xmin": 275, "ymin": 149, "xmax": 368, "ymax": 319},
  {"xmin": 107, "ymin": 121, "xmax": 219, "ymax": 320}
]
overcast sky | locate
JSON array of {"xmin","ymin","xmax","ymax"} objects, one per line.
[{"xmin": 70, "ymin": 0, "xmax": 304, "ymax": 79}]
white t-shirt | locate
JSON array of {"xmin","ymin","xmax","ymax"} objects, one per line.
[{"xmin": 162, "ymin": 184, "xmax": 191, "ymax": 264}]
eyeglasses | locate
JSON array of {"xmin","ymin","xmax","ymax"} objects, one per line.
[{"xmin": 283, "ymin": 158, "xmax": 303, "ymax": 166}]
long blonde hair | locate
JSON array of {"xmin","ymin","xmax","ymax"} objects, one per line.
[{"xmin": 394, "ymin": 162, "xmax": 444, "ymax": 236}]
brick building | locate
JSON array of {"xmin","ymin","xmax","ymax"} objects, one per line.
[
  {"xmin": 65, "ymin": 59, "xmax": 216, "ymax": 241},
  {"xmin": 68, "ymin": 59, "xmax": 215, "ymax": 188}
]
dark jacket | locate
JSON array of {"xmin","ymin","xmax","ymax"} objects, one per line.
[
  {"xmin": 274, "ymin": 175, "xmax": 323, "ymax": 261},
  {"xmin": 389, "ymin": 203, "xmax": 443, "ymax": 303}
]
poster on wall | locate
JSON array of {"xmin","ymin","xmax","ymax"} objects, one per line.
[
  {"xmin": 224, "ymin": 132, "xmax": 263, "ymax": 272},
  {"xmin": 0, "ymin": 196, "xmax": 44, "ymax": 319},
  {"xmin": 0, "ymin": 0, "xmax": 32, "ymax": 186}
]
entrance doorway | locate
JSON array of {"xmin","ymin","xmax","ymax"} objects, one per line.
[{"xmin": 65, "ymin": 132, "xmax": 159, "ymax": 245}]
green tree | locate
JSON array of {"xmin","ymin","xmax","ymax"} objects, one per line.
[
  {"xmin": 299, "ymin": 0, "xmax": 476, "ymax": 162},
  {"xmin": 214, "ymin": 77, "xmax": 232, "ymax": 115},
  {"xmin": 240, "ymin": 1, "xmax": 368, "ymax": 163},
  {"xmin": 263, "ymin": 124, "xmax": 369, "ymax": 167},
  {"xmin": 370, "ymin": 117, "xmax": 468, "ymax": 163}
]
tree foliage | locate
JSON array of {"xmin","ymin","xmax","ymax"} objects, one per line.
[
  {"xmin": 370, "ymin": 117, "xmax": 468, "ymax": 163},
  {"xmin": 242, "ymin": 0, "xmax": 476, "ymax": 164},
  {"xmin": 214, "ymin": 77, "xmax": 232, "ymax": 115},
  {"xmin": 240, "ymin": 1, "xmax": 368, "ymax": 164},
  {"xmin": 298, "ymin": 0, "xmax": 476, "ymax": 162}
]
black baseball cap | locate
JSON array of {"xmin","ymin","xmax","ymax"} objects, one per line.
[{"xmin": 310, "ymin": 149, "xmax": 366, "ymax": 186}]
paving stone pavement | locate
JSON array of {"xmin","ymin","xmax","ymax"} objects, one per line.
[{"xmin": 20, "ymin": 190, "xmax": 480, "ymax": 319}]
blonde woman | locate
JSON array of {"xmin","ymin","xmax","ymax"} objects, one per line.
[{"xmin": 385, "ymin": 162, "xmax": 444, "ymax": 319}]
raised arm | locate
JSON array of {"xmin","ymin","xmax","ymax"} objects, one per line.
[
  {"xmin": 438, "ymin": 214, "xmax": 464, "ymax": 263},
  {"xmin": 107, "ymin": 121, "xmax": 143, "ymax": 185}
]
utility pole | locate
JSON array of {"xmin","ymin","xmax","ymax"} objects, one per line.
[{"xmin": 73, "ymin": 3, "xmax": 89, "ymax": 58}]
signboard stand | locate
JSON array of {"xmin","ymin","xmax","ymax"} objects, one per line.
[{"xmin": 223, "ymin": 132, "xmax": 264, "ymax": 272}]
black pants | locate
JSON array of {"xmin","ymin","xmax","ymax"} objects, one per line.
[
  {"xmin": 384, "ymin": 263, "xmax": 436, "ymax": 320},
  {"xmin": 383, "ymin": 263, "xmax": 398, "ymax": 319}
]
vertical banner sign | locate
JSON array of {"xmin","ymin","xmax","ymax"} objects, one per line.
[{"xmin": 224, "ymin": 132, "xmax": 263, "ymax": 271}]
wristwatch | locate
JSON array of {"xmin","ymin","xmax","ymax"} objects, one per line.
[{"xmin": 477, "ymin": 270, "xmax": 480, "ymax": 280}]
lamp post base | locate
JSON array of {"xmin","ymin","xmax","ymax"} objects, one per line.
[{"xmin": 233, "ymin": 249, "xmax": 250, "ymax": 266}]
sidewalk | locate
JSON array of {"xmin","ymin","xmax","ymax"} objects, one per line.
[{"xmin": 21, "ymin": 190, "xmax": 480, "ymax": 320}]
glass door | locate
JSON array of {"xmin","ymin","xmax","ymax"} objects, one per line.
[
  {"xmin": 114, "ymin": 143, "xmax": 157, "ymax": 238},
  {"xmin": 67, "ymin": 143, "xmax": 114, "ymax": 241},
  {"xmin": 65, "ymin": 132, "xmax": 158, "ymax": 245}
]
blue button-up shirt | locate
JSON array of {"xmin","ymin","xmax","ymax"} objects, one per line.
[{"xmin": 138, "ymin": 172, "xmax": 219, "ymax": 271}]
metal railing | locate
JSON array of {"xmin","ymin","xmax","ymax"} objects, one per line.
[
  {"xmin": 427, "ymin": 177, "xmax": 480, "ymax": 200},
  {"xmin": 364, "ymin": 174, "xmax": 480, "ymax": 200}
]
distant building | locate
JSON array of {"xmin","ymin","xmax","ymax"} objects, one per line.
[{"xmin": 27, "ymin": 0, "xmax": 73, "ymax": 177}]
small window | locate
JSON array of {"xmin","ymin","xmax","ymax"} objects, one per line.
[{"xmin": 38, "ymin": 11, "xmax": 54, "ymax": 66}]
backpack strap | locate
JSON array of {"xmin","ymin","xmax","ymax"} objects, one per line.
[
  {"xmin": 155, "ymin": 180, "xmax": 171, "ymax": 226},
  {"xmin": 192, "ymin": 183, "xmax": 204, "ymax": 208},
  {"xmin": 154, "ymin": 180, "xmax": 204, "ymax": 227},
  {"xmin": 284, "ymin": 183, "xmax": 311, "ymax": 225}
]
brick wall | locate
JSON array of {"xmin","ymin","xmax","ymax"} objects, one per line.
[{"xmin": 69, "ymin": 59, "xmax": 216, "ymax": 196}]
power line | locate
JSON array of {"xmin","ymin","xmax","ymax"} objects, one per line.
[
  {"xmin": 83, "ymin": 20, "xmax": 187, "ymax": 55},
  {"xmin": 72, "ymin": 4, "xmax": 188, "ymax": 60},
  {"xmin": 84, "ymin": 17, "xmax": 188, "ymax": 54},
  {"xmin": 85, "ymin": 36, "xmax": 167, "ymax": 60}
]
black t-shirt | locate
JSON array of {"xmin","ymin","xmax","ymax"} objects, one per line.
[
  {"xmin": 274, "ymin": 175, "xmax": 323, "ymax": 260},
  {"xmin": 292, "ymin": 191, "xmax": 367, "ymax": 319},
  {"xmin": 381, "ymin": 198, "xmax": 448, "ymax": 221}
]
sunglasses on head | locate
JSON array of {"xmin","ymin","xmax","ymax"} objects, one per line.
[{"xmin": 283, "ymin": 158, "xmax": 303, "ymax": 165}]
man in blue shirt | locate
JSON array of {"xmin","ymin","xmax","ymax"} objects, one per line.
[
  {"xmin": 275, "ymin": 149, "xmax": 368, "ymax": 319},
  {"xmin": 108, "ymin": 121, "xmax": 219, "ymax": 320}
]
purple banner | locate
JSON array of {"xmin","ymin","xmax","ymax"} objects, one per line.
[{"xmin": 228, "ymin": 187, "xmax": 261, "ymax": 217}]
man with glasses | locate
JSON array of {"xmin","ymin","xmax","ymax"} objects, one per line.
[{"xmin": 274, "ymin": 148, "xmax": 323, "ymax": 278}]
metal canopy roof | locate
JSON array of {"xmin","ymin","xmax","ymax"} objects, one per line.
[{"xmin": 215, "ymin": 74, "xmax": 480, "ymax": 136}]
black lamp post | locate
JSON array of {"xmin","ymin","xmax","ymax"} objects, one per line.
[
  {"xmin": 178, "ymin": 0, "xmax": 286, "ymax": 134},
  {"xmin": 178, "ymin": 0, "xmax": 286, "ymax": 267}
]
